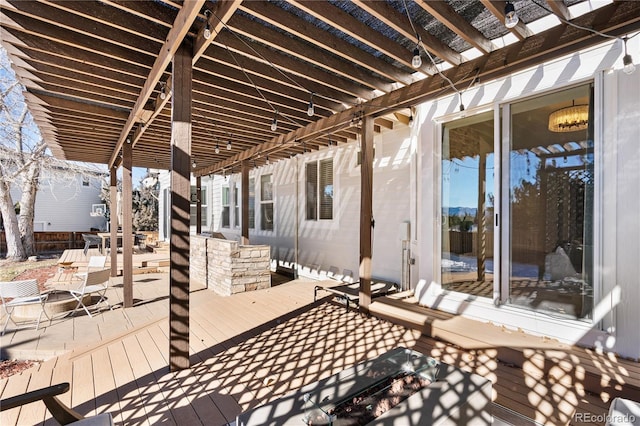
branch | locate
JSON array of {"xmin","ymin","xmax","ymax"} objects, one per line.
[{"xmin": 5, "ymin": 141, "xmax": 47, "ymax": 180}]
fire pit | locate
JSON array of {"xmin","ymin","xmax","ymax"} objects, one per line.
[{"xmin": 236, "ymin": 347, "xmax": 492, "ymax": 425}]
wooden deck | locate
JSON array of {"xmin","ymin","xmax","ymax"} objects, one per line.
[
  {"xmin": 54, "ymin": 249, "xmax": 169, "ymax": 281},
  {"xmin": 1, "ymin": 276, "xmax": 639, "ymax": 425}
]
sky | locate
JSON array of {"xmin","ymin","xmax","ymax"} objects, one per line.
[{"xmin": 443, "ymin": 155, "xmax": 495, "ymax": 209}]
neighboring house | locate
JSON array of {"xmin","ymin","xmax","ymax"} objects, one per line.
[
  {"xmin": 8, "ymin": 162, "xmax": 108, "ymax": 232},
  {"xmin": 159, "ymin": 36, "xmax": 640, "ymax": 360}
]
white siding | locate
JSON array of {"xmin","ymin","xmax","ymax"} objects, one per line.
[
  {"xmin": 10, "ymin": 173, "xmax": 106, "ymax": 232},
  {"xmin": 414, "ymin": 37, "xmax": 640, "ymax": 359},
  {"xmin": 168, "ymin": 126, "xmax": 414, "ymax": 284},
  {"xmin": 602, "ymin": 68, "xmax": 640, "ymax": 359}
]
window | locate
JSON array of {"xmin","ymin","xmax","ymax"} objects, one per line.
[
  {"xmin": 189, "ymin": 186, "xmax": 207, "ymax": 227},
  {"xmin": 260, "ymin": 174, "xmax": 273, "ymax": 231},
  {"xmin": 221, "ymin": 186, "xmax": 230, "ymax": 228},
  {"xmin": 249, "ymin": 178, "xmax": 255, "ymax": 229},
  {"xmin": 233, "ymin": 182, "xmax": 240, "ymax": 228},
  {"xmin": 306, "ymin": 159, "xmax": 333, "ymax": 220}
]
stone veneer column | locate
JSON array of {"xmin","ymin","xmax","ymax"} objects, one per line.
[{"xmin": 205, "ymin": 238, "xmax": 270, "ymax": 296}]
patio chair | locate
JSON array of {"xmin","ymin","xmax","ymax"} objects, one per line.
[
  {"xmin": 0, "ymin": 279, "xmax": 51, "ymax": 336},
  {"xmin": 73, "ymin": 255, "xmax": 107, "ymax": 280},
  {"xmin": 82, "ymin": 234, "xmax": 102, "ymax": 256},
  {"xmin": 134, "ymin": 233, "xmax": 147, "ymax": 251},
  {"xmin": 68, "ymin": 269, "xmax": 112, "ymax": 317},
  {"xmin": 0, "ymin": 382, "xmax": 113, "ymax": 425}
]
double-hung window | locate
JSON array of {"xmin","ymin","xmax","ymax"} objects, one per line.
[
  {"xmin": 189, "ymin": 186, "xmax": 207, "ymax": 227},
  {"xmin": 306, "ymin": 159, "xmax": 333, "ymax": 220},
  {"xmin": 233, "ymin": 182, "xmax": 240, "ymax": 228},
  {"xmin": 249, "ymin": 178, "xmax": 255, "ymax": 229},
  {"xmin": 221, "ymin": 186, "xmax": 230, "ymax": 228},
  {"xmin": 260, "ymin": 174, "xmax": 273, "ymax": 231}
]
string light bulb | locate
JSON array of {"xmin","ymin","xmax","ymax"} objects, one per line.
[
  {"xmin": 504, "ymin": 2, "xmax": 519, "ymax": 29},
  {"xmin": 192, "ymin": 159, "xmax": 197, "ymax": 169},
  {"xmin": 266, "ymin": 155, "xmax": 270, "ymax": 165},
  {"xmin": 215, "ymin": 144, "xmax": 220, "ymax": 154},
  {"xmin": 271, "ymin": 110, "xmax": 278, "ymax": 131},
  {"xmin": 307, "ymin": 93, "xmax": 314, "ymax": 116},
  {"xmin": 622, "ymin": 37, "xmax": 636, "ymax": 75},
  {"xmin": 226, "ymin": 140, "xmax": 232, "ymax": 150},
  {"xmin": 159, "ymin": 83, "xmax": 167, "ymax": 100},
  {"xmin": 203, "ymin": 10, "xmax": 211, "ymax": 40},
  {"xmin": 412, "ymin": 46, "xmax": 422, "ymax": 68}
]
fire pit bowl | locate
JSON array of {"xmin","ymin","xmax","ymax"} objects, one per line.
[{"xmin": 236, "ymin": 347, "xmax": 492, "ymax": 425}]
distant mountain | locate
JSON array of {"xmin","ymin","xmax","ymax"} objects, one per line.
[{"xmin": 443, "ymin": 207, "xmax": 477, "ymax": 217}]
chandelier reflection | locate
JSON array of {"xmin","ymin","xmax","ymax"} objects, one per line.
[{"xmin": 548, "ymin": 104, "xmax": 589, "ymax": 132}]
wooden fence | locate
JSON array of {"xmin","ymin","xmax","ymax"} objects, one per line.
[
  {"xmin": 0, "ymin": 231, "xmax": 92, "ymax": 256},
  {"xmin": 0, "ymin": 231, "xmax": 159, "ymax": 256}
]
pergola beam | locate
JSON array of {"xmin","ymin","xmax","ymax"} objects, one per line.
[
  {"xmin": 108, "ymin": 0, "xmax": 204, "ymax": 168},
  {"xmin": 195, "ymin": 2, "xmax": 640, "ymax": 177}
]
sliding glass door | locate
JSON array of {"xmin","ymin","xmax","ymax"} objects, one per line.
[
  {"xmin": 505, "ymin": 84, "xmax": 594, "ymax": 320},
  {"xmin": 441, "ymin": 111, "xmax": 495, "ymax": 297},
  {"xmin": 439, "ymin": 83, "xmax": 595, "ymax": 321}
]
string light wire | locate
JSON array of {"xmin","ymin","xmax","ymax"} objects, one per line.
[{"xmin": 401, "ymin": 0, "xmax": 464, "ymax": 110}]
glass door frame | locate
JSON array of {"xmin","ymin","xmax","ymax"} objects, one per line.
[
  {"xmin": 497, "ymin": 81, "xmax": 603, "ymax": 324},
  {"xmin": 435, "ymin": 84, "xmax": 603, "ymax": 323},
  {"xmin": 435, "ymin": 106, "xmax": 497, "ymax": 299}
]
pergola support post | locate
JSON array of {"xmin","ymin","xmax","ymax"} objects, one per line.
[
  {"xmin": 122, "ymin": 141, "xmax": 133, "ymax": 308},
  {"xmin": 359, "ymin": 116, "xmax": 374, "ymax": 313},
  {"xmin": 109, "ymin": 170, "xmax": 118, "ymax": 278},
  {"xmin": 169, "ymin": 39, "xmax": 192, "ymax": 371}
]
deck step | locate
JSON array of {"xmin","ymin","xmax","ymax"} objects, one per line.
[
  {"xmin": 368, "ymin": 296, "xmax": 640, "ymax": 402},
  {"xmin": 141, "ymin": 259, "xmax": 170, "ymax": 267},
  {"xmin": 114, "ymin": 266, "xmax": 160, "ymax": 276}
]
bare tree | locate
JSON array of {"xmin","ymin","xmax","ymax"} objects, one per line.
[{"xmin": 1, "ymin": 46, "xmax": 106, "ymax": 260}]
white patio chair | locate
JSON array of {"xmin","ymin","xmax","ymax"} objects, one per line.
[
  {"xmin": 73, "ymin": 255, "xmax": 107, "ymax": 280},
  {"xmin": 68, "ymin": 269, "xmax": 113, "ymax": 318},
  {"xmin": 0, "ymin": 279, "xmax": 51, "ymax": 335}
]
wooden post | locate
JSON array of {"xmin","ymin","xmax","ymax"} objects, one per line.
[
  {"xmin": 169, "ymin": 39, "xmax": 192, "ymax": 371},
  {"xmin": 109, "ymin": 170, "xmax": 118, "ymax": 278},
  {"xmin": 196, "ymin": 176, "xmax": 202, "ymax": 235},
  {"xmin": 359, "ymin": 116, "xmax": 374, "ymax": 312},
  {"xmin": 241, "ymin": 160, "xmax": 249, "ymax": 245},
  {"xmin": 122, "ymin": 140, "xmax": 133, "ymax": 308}
]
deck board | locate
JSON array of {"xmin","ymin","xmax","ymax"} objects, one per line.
[{"xmin": 1, "ymin": 277, "xmax": 638, "ymax": 426}]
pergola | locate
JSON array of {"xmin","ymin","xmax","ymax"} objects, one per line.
[{"xmin": 1, "ymin": 0, "xmax": 639, "ymax": 370}]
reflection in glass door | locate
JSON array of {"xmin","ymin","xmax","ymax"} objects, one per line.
[
  {"xmin": 506, "ymin": 84, "xmax": 594, "ymax": 320},
  {"xmin": 441, "ymin": 111, "xmax": 495, "ymax": 297}
]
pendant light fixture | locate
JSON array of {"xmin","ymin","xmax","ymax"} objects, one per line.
[
  {"xmin": 271, "ymin": 110, "xmax": 278, "ymax": 131},
  {"xmin": 548, "ymin": 101, "xmax": 589, "ymax": 133}
]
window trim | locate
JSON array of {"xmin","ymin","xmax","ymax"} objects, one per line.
[
  {"xmin": 260, "ymin": 174, "xmax": 274, "ymax": 231},
  {"xmin": 221, "ymin": 185, "xmax": 230, "ymax": 228},
  {"xmin": 189, "ymin": 185, "xmax": 207, "ymax": 227},
  {"xmin": 306, "ymin": 158, "xmax": 333, "ymax": 221}
]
